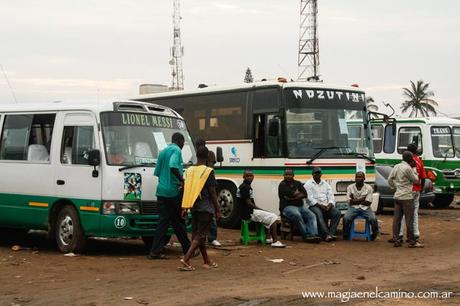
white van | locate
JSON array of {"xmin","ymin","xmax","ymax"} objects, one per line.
[{"xmin": 0, "ymin": 101, "xmax": 195, "ymax": 253}]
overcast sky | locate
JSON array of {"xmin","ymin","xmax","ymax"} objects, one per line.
[{"xmin": 0, "ymin": 0, "xmax": 459, "ymax": 116}]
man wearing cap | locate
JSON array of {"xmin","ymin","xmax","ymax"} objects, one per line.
[
  {"xmin": 278, "ymin": 169, "xmax": 321, "ymax": 243},
  {"xmin": 304, "ymin": 167, "xmax": 341, "ymax": 242}
]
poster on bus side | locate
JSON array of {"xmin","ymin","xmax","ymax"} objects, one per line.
[{"xmin": 124, "ymin": 173, "xmax": 142, "ymax": 200}]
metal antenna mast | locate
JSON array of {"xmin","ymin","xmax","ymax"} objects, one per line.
[
  {"xmin": 170, "ymin": 0, "xmax": 184, "ymax": 91},
  {"xmin": 298, "ymin": 0, "xmax": 320, "ymax": 81}
]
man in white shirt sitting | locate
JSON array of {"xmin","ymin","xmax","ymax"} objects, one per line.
[
  {"xmin": 304, "ymin": 167, "xmax": 341, "ymax": 242},
  {"xmin": 343, "ymin": 171, "xmax": 379, "ymax": 241}
]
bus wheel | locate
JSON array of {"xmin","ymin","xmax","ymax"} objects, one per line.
[
  {"xmin": 433, "ymin": 194, "xmax": 454, "ymax": 208},
  {"xmin": 217, "ymin": 183, "xmax": 240, "ymax": 229},
  {"xmin": 55, "ymin": 205, "xmax": 87, "ymax": 253}
]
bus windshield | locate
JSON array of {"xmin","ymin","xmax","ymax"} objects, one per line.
[
  {"xmin": 286, "ymin": 108, "xmax": 370, "ymax": 158},
  {"xmin": 284, "ymin": 88, "xmax": 370, "ymax": 159},
  {"xmin": 453, "ymin": 127, "xmax": 460, "ymax": 156},
  {"xmin": 100, "ymin": 112, "xmax": 195, "ymax": 166}
]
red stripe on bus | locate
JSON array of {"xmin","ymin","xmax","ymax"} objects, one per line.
[{"xmin": 284, "ymin": 163, "xmax": 374, "ymax": 166}]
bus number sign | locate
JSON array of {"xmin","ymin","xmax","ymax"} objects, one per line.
[{"xmin": 114, "ymin": 216, "xmax": 127, "ymax": 229}]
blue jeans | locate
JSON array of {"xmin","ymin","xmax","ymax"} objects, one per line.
[
  {"xmin": 309, "ymin": 205, "xmax": 341, "ymax": 238},
  {"xmin": 282, "ymin": 205, "xmax": 318, "ymax": 238},
  {"xmin": 343, "ymin": 207, "xmax": 379, "ymax": 239},
  {"xmin": 207, "ymin": 217, "xmax": 218, "ymax": 242}
]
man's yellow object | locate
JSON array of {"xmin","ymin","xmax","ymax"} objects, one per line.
[{"xmin": 181, "ymin": 165, "xmax": 213, "ymax": 209}]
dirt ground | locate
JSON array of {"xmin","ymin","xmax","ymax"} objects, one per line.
[{"xmin": 1, "ymin": 202, "xmax": 460, "ymax": 306}]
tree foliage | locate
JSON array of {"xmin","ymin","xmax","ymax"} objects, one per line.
[
  {"xmin": 244, "ymin": 67, "xmax": 254, "ymax": 83},
  {"xmin": 401, "ymin": 80, "xmax": 438, "ymax": 117}
]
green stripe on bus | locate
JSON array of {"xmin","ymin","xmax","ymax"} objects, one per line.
[{"xmin": 0, "ymin": 193, "xmax": 102, "ymax": 233}]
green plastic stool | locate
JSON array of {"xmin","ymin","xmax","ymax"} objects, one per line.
[{"xmin": 240, "ymin": 219, "xmax": 266, "ymax": 246}]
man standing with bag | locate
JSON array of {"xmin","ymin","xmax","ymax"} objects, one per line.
[
  {"xmin": 148, "ymin": 133, "xmax": 191, "ymax": 259},
  {"xmin": 180, "ymin": 146, "xmax": 221, "ymax": 271}
]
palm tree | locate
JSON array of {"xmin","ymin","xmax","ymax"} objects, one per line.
[
  {"xmin": 401, "ymin": 80, "xmax": 438, "ymax": 117},
  {"xmin": 366, "ymin": 96, "xmax": 379, "ymax": 112}
]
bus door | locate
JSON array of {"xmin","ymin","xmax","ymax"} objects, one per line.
[
  {"xmin": 253, "ymin": 113, "xmax": 283, "ymax": 158},
  {"xmin": 54, "ymin": 112, "xmax": 102, "ymax": 210}
]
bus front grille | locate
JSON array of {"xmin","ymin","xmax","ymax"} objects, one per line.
[
  {"xmin": 141, "ymin": 201, "xmax": 160, "ymax": 215},
  {"xmin": 442, "ymin": 170, "xmax": 460, "ymax": 180}
]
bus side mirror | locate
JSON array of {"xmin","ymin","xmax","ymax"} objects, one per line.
[
  {"xmin": 268, "ymin": 118, "xmax": 280, "ymax": 137},
  {"xmin": 88, "ymin": 149, "xmax": 101, "ymax": 178},
  {"xmin": 216, "ymin": 147, "xmax": 224, "ymax": 165},
  {"xmin": 88, "ymin": 149, "xmax": 101, "ymax": 166},
  {"xmin": 391, "ymin": 121, "xmax": 396, "ymax": 136}
]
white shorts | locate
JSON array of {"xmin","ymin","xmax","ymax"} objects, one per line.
[{"xmin": 250, "ymin": 209, "xmax": 279, "ymax": 229}]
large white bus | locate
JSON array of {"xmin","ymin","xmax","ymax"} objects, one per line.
[
  {"xmin": 0, "ymin": 100, "xmax": 195, "ymax": 252},
  {"xmin": 135, "ymin": 81, "xmax": 379, "ymax": 228},
  {"xmin": 371, "ymin": 116, "xmax": 460, "ymax": 207}
]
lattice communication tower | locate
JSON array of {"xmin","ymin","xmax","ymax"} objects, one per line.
[
  {"xmin": 170, "ymin": 0, "xmax": 184, "ymax": 90},
  {"xmin": 298, "ymin": 0, "xmax": 320, "ymax": 81}
]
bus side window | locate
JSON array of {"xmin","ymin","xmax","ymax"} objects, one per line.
[
  {"xmin": 0, "ymin": 114, "xmax": 55, "ymax": 162},
  {"xmin": 383, "ymin": 124, "xmax": 396, "ymax": 153},
  {"xmin": 397, "ymin": 127, "xmax": 422, "ymax": 154},
  {"xmin": 61, "ymin": 126, "xmax": 95, "ymax": 165}
]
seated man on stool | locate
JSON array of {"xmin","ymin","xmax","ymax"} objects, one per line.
[
  {"xmin": 278, "ymin": 169, "xmax": 321, "ymax": 243},
  {"xmin": 343, "ymin": 171, "xmax": 379, "ymax": 240},
  {"xmin": 305, "ymin": 167, "xmax": 341, "ymax": 242},
  {"xmin": 238, "ymin": 170, "xmax": 286, "ymax": 248}
]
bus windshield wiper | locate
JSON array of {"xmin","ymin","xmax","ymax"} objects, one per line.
[
  {"xmin": 118, "ymin": 163, "xmax": 156, "ymax": 171},
  {"xmin": 339, "ymin": 152, "xmax": 376, "ymax": 164},
  {"xmin": 307, "ymin": 146, "xmax": 350, "ymax": 164}
]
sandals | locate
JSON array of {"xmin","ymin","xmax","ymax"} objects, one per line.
[
  {"xmin": 179, "ymin": 259, "xmax": 195, "ymax": 271},
  {"xmin": 203, "ymin": 262, "xmax": 219, "ymax": 269}
]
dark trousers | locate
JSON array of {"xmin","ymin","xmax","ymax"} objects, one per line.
[
  {"xmin": 393, "ymin": 199, "xmax": 415, "ymax": 244},
  {"xmin": 207, "ymin": 217, "xmax": 218, "ymax": 242},
  {"xmin": 309, "ymin": 205, "xmax": 341, "ymax": 238},
  {"xmin": 150, "ymin": 196, "xmax": 191, "ymax": 255}
]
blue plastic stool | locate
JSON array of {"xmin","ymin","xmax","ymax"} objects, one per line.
[{"xmin": 349, "ymin": 216, "xmax": 371, "ymax": 241}]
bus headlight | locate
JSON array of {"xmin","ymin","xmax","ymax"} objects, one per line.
[
  {"xmin": 103, "ymin": 201, "xmax": 116, "ymax": 214},
  {"xmin": 102, "ymin": 201, "xmax": 140, "ymax": 215},
  {"xmin": 118, "ymin": 202, "xmax": 140, "ymax": 214}
]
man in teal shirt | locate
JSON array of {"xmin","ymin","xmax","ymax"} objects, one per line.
[{"xmin": 148, "ymin": 133, "xmax": 191, "ymax": 259}]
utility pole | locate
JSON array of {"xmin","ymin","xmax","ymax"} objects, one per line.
[
  {"xmin": 170, "ymin": 0, "xmax": 184, "ymax": 91},
  {"xmin": 298, "ymin": 0, "xmax": 320, "ymax": 82}
]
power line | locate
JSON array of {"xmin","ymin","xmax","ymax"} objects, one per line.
[{"xmin": 0, "ymin": 64, "xmax": 18, "ymax": 103}]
